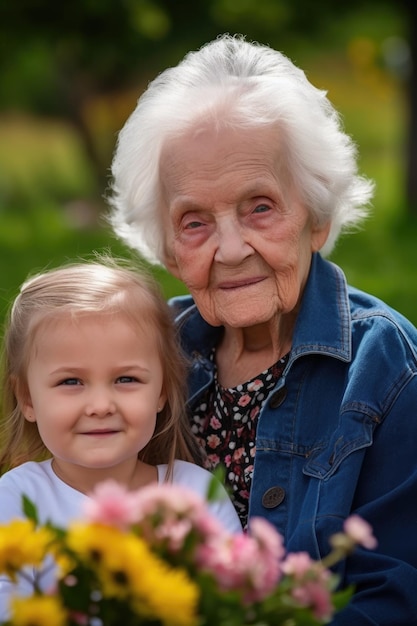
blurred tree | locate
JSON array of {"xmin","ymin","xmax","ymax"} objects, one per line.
[
  {"xmin": 404, "ymin": 0, "xmax": 417, "ymax": 212},
  {"xmin": 0, "ymin": 0, "xmax": 415, "ymax": 209}
]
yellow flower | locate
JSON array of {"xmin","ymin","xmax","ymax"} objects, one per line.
[
  {"xmin": 131, "ymin": 561, "xmax": 200, "ymax": 626},
  {"xmin": 53, "ymin": 551, "xmax": 77, "ymax": 580},
  {"xmin": 10, "ymin": 595, "xmax": 67, "ymax": 626},
  {"xmin": 65, "ymin": 521, "xmax": 116, "ymax": 566},
  {"xmin": 114, "ymin": 534, "xmax": 199, "ymax": 626},
  {"xmin": 0, "ymin": 520, "xmax": 53, "ymax": 579},
  {"xmin": 66, "ymin": 522, "xmax": 198, "ymax": 626}
]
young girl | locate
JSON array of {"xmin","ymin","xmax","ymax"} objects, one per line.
[{"xmin": 0, "ymin": 258, "xmax": 241, "ymax": 616}]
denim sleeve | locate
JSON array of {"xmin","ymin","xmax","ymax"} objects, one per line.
[{"xmin": 329, "ymin": 375, "xmax": 417, "ymax": 625}]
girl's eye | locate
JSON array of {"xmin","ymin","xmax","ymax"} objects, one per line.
[
  {"xmin": 116, "ymin": 376, "xmax": 138, "ymax": 384},
  {"xmin": 59, "ymin": 378, "xmax": 81, "ymax": 386}
]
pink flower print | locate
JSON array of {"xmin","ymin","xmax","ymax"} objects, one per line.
[
  {"xmin": 210, "ymin": 416, "xmax": 221, "ymax": 429},
  {"xmin": 250, "ymin": 406, "xmax": 260, "ymax": 419},
  {"xmin": 206, "ymin": 453, "xmax": 221, "ymax": 468},
  {"xmin": 247, "ymin": 379, "xmax": 263, "ymax": 392},
  {"xmin": 207, "ymin": 434, "xmax": 221, "ymax": 449},
  {"xmin": 223, "ymin": 454, "xmax": 232, "ymax": 466},
  {"xmin": 244, "ymin": 464, "xmax": 254, "ymax": 476},
  {"xmin": 232, "ymin": 447, "xmax": 245, "ymax": 461},
  {"xmin": 238, "ymin": 394, "xmax": 251, "ymax": 407}
]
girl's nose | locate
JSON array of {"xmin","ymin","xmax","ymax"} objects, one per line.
[{"xmin": 85, "ymin": 388, "xmax": 116, "ymax": 417}]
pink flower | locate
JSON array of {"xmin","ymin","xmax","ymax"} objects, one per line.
[
  {"xmin": 132, "ymin": 483, "xmax": 206, "ymax": 517},
  {"xmin": 83, "ymin": 480, "xmax": 137, "ymax": 529},
  {"xmin": 292, "ymin": 580, "xmax": 334, "ymax": 621},
  {"xmin": 196, "ymin": 518, "xmax": 285, "ymax": 603},
  {"xmin": 249, "ymin": 517, "xmax": 285, "ymax": 562},
  {"xmin": 344, "ymin": 515, "xmax": 378, "ymax": 550},
  {"xmin": 126, "ymin": 483, "xmax": 225, "ymax": 552},
  {"xmin": 282, "ymin": 548, "xmax": 334, "ymax": 620},
  {"xmin": 68, "ymin": 611, "xmax": 89, "ymax": 625},
  {"xmin": 282, "ymin": 551, "xmax": 315, "ymax": 579}
]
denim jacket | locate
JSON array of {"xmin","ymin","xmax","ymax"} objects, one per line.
[{"xmin": 170, "ymin": 253, "xmax": 417, "ymax": 625}]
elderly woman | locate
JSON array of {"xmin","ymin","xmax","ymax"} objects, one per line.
[{"xmin": 108, "ymin": 35, "xmax": 417, "ymax": 625}]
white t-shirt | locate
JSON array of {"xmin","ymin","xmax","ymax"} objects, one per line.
[{"xmin": 0, "ymin": 459, "xmax": 242, "ymax": 618}]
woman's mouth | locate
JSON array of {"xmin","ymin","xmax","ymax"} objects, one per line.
[{"xmin": 218, "ymin": 277, "xmax": 266, "ymax": 290}]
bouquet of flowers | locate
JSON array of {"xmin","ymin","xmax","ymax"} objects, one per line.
[{"xmin": 0, "ymin": 478, "xmax": 377, "ymax": 626}]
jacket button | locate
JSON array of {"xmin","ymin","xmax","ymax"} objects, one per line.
[
  {"xmin": 262, "ymin": 486, "xmax": 286, "ymax": 509},
  {"xmin": 269, "ymin": 387, "xmax": 287, "ymax": 408}
]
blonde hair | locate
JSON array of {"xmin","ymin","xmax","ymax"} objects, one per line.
[{"xmin": 0, "ymin": 257, "xmax": 201, "ymax": 476}]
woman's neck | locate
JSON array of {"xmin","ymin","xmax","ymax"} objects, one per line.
[{"xmin": 215, "ymin": 315, "xmax": 294, "ymax": 388}]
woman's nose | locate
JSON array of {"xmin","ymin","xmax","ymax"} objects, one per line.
[{"xmin": 214, "ymin": 218, "xmax": 254, "ymax": 264}]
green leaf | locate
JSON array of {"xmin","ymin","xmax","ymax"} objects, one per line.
[
  {"xmin": 206, "ymin": 465, "xmax": 228, "ymax": 502},
  {"xmin": 22, "ymin": 494, "xmax": 39, "ymax": 524},
  {"xmin": 331, "ymin": 585, "xmax": 355, "ymax": 611}
]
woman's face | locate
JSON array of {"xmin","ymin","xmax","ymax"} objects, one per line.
[{"xmin": 160, "ymin": 124, "xmax": 330, "ymax": 329}]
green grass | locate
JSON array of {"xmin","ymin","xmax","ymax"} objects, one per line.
[
  {"xmin": 0, "ymin": 115, "xmax": 187, "ymax": 326},
  {"xmin": 0, "ymin": 205, "xmax": 187, "ymax": 325}
]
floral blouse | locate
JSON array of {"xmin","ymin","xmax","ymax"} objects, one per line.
[{"xmin": 190, "ymin": 350, "xmax": 289, "ymax": 528}]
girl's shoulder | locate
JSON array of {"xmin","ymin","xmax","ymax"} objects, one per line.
[
  {"xmin": 0, "ymin": 460, "xmax": 85, "ymax": 526},
  {"xmin": 158, "ymin": 459, "xmax": 214, "ymax": 496},
  {"xmin": 0, "ymin": 460, "xmax": 54, "ymax": 522},
  {"xmin": 0, "ymin": 459, "xmax": 53, "ymax": 488}
]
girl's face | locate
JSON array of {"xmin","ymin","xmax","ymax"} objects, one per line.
[{"xmin": 20, "ymin": 313, "xmax": 166, "ymax": 491}]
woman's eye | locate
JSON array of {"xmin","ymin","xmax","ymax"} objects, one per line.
[
  {"xmin": 184, "ymin": 220, "xmax": 204, "ymax": 230},
  {"xmin": 253, "ymin": 203, "xmax": 270, "ymax": 214}
]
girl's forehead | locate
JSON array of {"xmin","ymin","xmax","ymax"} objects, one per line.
[{"xmin": 30, "ymin": 309, "xmax": 158, "ymax": 344}]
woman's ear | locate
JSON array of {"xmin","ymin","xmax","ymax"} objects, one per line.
[
  {"xmin": 311, "ymin": 220, "xmax": 331, "ymax": 252},
  {"xmin": 162, "ymin": 240, "xmax": 182, "ymax": 280},
  {"xmin": 164, "ymin": 254, "xmax": 182, "ymax": 280}
]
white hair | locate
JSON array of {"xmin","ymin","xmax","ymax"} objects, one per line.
[{"xmin": 108, "ymin": 33, "xmax": 374, "ymax": 264}]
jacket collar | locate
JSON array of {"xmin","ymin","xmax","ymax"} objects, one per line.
[{"xmin": 291, "ymin": 252, "xmax": 351, "ymax": 362}]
